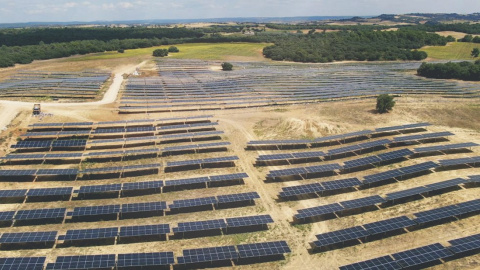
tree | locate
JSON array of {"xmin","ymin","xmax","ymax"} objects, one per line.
[
  {"xmin": 376, "ymin": 94, "xmax": 395, "ymax": 113},
  {"xmin": 471, "ymin": 48, "xmax": 479, "ymax": 58},
  {"xmin": 168, "ymin": 46, "xmax": 179, "ymax": 53},
  {"xmin": 152, "ymin": 48, "xmax": 168, "ymax": 57},
  {"xmin": 117, "ymin": 49, "xmax": 125, "ymax": 53},
  {"xmin": 221, "ymin": 62, "xmax": 233, "ymax": 71}
]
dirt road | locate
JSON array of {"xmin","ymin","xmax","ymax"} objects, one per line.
[{"xmin": 0, "ymin": 61, "xmax": 147, "ymax": 130}]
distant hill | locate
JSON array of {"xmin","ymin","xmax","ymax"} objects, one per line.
[
  {"xmin": 375, "ymin": 13, "xmax": 480, "ymax": 24},
  {"xmin": 0, "ymin": 16, "xmax": 360, "ymax": 28}
]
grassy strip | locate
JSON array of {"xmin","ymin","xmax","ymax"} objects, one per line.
[
  {"xmin": 70, "ymin": 42, "xmax": 271, "ymax": 62},
  {"xmin": 420, "ymin": 42, "xmax": 480, "ymax": 60}
]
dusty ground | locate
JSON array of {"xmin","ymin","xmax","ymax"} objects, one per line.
[
  {"xmin": 0, "ymin": 52, "xmax": 479, "ymax": 269},
  {"xmin": 0, "ymin": 94, "xmax": 478, "ymax": 269}
]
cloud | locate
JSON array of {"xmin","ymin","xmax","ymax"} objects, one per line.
[{"xmin": 119, "ymin": 2, "xmax": 134, "ymax": 9}]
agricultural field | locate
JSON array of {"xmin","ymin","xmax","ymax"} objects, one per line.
[
  {"xmin": 421, "ymin": 42, "xmax": 480, "ymax": 60},
  {"xmin": 0, "ymin": 39, "xmax": 478, "ymax": 270}
]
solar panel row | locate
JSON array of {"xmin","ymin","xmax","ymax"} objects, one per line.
[
  {"xmin": 294, "ymin": 181, "xmax": 477, "ymax": 221},
  {"xmin": 340, "ymin": 232, "xmax": 480, "ymax": 270},
  {"xmin": 173, "ymin": 214, "xmax": 273, "ymax": 233},
  {"xmin": 0, "ymin": 173, "xmax": 249, "ymax": 202},
  {"xmin": 248, "ymin": 123, "xmax": 430, "ymax": 146},
  {"xmin": 177, "ymin": 241, "xmax": 291, "ymax": 264}
]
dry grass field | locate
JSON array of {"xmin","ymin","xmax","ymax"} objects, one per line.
[{"xmin": 0, "ymin": 46, "xmax": 478, "ymax": 270}]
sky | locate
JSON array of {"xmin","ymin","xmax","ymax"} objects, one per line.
[{"xmin": 0, "ymin": 0, "xmax": 479, "ymax": 23}]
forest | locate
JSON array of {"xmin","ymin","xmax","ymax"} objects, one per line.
[
  {"xmin": 262, "ymin": 30, "xmax": 451, "ymax": 62},
  {"xmin": 417, "ymin": 61, "xmax": 480, "ymax": 81}
]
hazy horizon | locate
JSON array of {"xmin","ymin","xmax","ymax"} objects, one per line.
[{"xmin": 1, "ymin": 0, "xmax": 480, "ymax": 24}]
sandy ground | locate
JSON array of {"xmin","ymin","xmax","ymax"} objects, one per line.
[
  {"xmin": 0, "ymin": 61, "xmax": 147, "ymax": 131},
  {"xmin": 0, "ymin": 96, "xmax": 478, "ymax": 269},
  {"xmin": 0, "ymin": 54, "xmax": 478, "ymax": 269}
]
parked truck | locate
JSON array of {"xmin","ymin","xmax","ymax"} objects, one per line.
[{"xmin": 33, "ymin": 104, "xmax": 41, "ymax": 115}]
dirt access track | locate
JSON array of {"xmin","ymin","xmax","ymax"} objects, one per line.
[{"xmin": 0, "ymin": 60, "xmax": 147, "ymax": 131}]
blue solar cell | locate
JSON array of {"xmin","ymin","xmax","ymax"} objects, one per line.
[
  {"xmin": 117, "ymin": 252, "xmax": 174, "ymax": 268},
  {"xmin": 46, "ymin": 254, "xmax": 116, "ymax": 270},
  {"xmin": 237, "ymin": 241, "xmax": 291, "ymax": 258},
  {"xmin": 0, "ymin": 257, "xmax": 46, "ymax": 270}
]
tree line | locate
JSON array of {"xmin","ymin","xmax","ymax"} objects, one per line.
[
  {"xmin": 417, "ymin": 61, "xmax": 480, "ymax": 81},
  {"xmin": 262, "ymin": 30, "xmax": 450, "ymax": 63},
  {"xmin": 0, "ymin": 27, "xmax": 203, "ymax": 46}
]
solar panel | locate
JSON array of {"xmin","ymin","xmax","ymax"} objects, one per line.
[
  {"xmin": 449, "ymin": 233, "xmax": 480, "ymax": 247},
  {"xmin": 36, "ymin": 169, "xmax": 78, "ymax": 176},
  {"xmin": 363, "ymin": 216, "xmax": 416, "ymax": 235},
  {"xmin": 164, "ymin": 176, "xmax": 209, "ymax": 187},
  {"xmin": 398, "ymin": 161, "xmax": 438, "ymax": 175},
  {"xmin": 339, "ymin": 255, "xmax": 401, "ymax": 270},
  {"xmin": 12, "ymin": 140, "xmax": 52, "ymax": 149},
  {"xmin": 386, "ymin": 186, "xmax": 429, "ymax": 200},
  {"xmin": 305, "ymin": 163, "xmax": 342, "ymax": 174},
  {"xmin": 343, "ymin": 156, "xmax": 382, "ymax": 169},
  {"xmin": 71, "ymin": 205, "xmax": 120, "ymax": 217},
  {"xmin": 257, "ymin": 153, "xmax": 294, "ymax": 161},
  {"xmin": 0, "ymin": 211, "xmax": 15, "ymax": 221},
  {"xmin": 122, "ymin": 180, "xmax": 163, "ymax": 190},
  {"xmin": 0, "ymin": 257, "xmax": 46, "ymax": 270},
  {"xmin": 414, "ymin": 142, "xmax": 479, "ymax": 153},
  {"xmin": 169, "ymin": 197, "xmax": 217, "ymax": 209},
  {"xmin": 178, "ymin": 245, "xmax": 238, "ymax": 264},
  {"xmin": 413, "ymin": 205, "xmax": 459, "ymax": 224},
  {"xmin": 78, "ymin": 184, "xmax": 122, "ymax": 194},
  {"xmin": 64, "ymin": 227, "xmax": 118, "ymax": 241},
  {"xmin": 226, "ymin": 214, "xmax": 274, "ymax": 228},
  {"xmin": 119, "ymin": 224, "xmax": 170, "ymax": 237},
  {"xmin": 117, "ymin": 252, "xmax": 174, "ymax": 268},
  {"xmin": 340, "ymin": 195, "xmax": 386, "ymax": 209},
  {"xmin": 321, "ymin": 177, "xmax": 362, "ymax": 191},
  {"xmin": 14, "ymin": 208, "xmax": 66, "ymax": 220},
  {"xmin": 0, "ymin": 170, "xmax": 37, "ymax": 177},
  {"xmin": 425, "ymin": 178, "xmax": 467, "ymax": 191},
  {"xmin": 217, "ymin": 192, "xmax": 260, "ymax": 203},
  {"xmin": 51, "ymin": 140, "xmax": 87, "ymax": 148},
  {"xmin": 295, "ymin": 203, "xmax": 344, "ymax": 219},
  {"xmin": 292, "ymin": 151, "xmax": 325, "ymax": 159},
  {"xmin": 363, "ymin": 169, "xmax": 404, "ymax": 184},
  {"xmin": 27, "ymin": 187, "xmax": 73, "ymax": 197},
  {"xmin": 0, "ymin": 231, "xmax": 57, "ymax": 243},
  {"xmin": 392, "ymin": 243, "xmax": 452, "ymax": 268},
  {"xmin": 449, "ymin": 239, "xmax": 480, "ymax": 255},
  {"xmin": 0, "ymin": 189, "xmax": 27, "ymax": 198},
  {"xmin": 279, "ymin": 183, "xmax": 324, "ymax": 197},
  {"xmin": 267, "ymin": 167, "xmax": 308, "ymax": 178},
  {"xmin": 237, "ymin": 241, "xmax": 291, "ymax": 258},
  {"xmin": 468, "ymin": 175, "xmax": 480, "ymax": 183},
  {"xmin": 439, "ymin": 156, "xmax": 480, "ymax": 166},
  {"xmin": 121, "ymin": 202, "xmax": 167, "ymax": 213},
  {"xmin": 314, "ymin": 226, "xmax": 369, "ymax": 248},
  {"xmin": 173, "ymin": 219, "xmax": 226, "ymax": 233},
  {"xmin": 377, "ymin": 148, "xmax": 414, "ymax": 161},
  {"xmin": 210, "ymin": 172, "xmax": 248, "ymax": 182},
  {"xmin": 46, "ymin": 254, "xmax": 116, "ymax": 270}
]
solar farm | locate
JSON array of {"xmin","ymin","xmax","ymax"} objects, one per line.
[
  {"xmin": 0, "ymin": 55, "xmax": 479, "ymax": 270},
  {"xmin": 0, "ymin": 70, "xmax": 111, "ymax": 100},
  {"xmin": 119, "ymin": 60, "xmax": 480, "ymax": 113}
]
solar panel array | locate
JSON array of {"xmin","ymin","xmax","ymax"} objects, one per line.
[
  {"xmin": 0, "ymin": 70, "xmax": 110, "ymax": 99},
  {"xmin": 173, "ymin": 214, "xmax": 273, "ymax": 234},
  {"xmin": 177, "ymin": 240, "xmax": 291, "ymax": 264},
  {"xmin": 313, "ymin": 199, "xmax": 480, "ymax": 254},
  {"xmin": 0, "ymin": 173, "xmax": 248, "ymax": 203},
  {"xmin": 294, "ymin": 177, "xmax": 477, "ymax": 221},
  {"xmin": 249, "ymin": 123, "xmax": 431, "ymax": 149},
  {"xmin": 119, "ymin": 60, "xmax": 480, "ymax": 114},
  {"xmin": 340, "ymin": 232, "xmax": 480, "ymax": 270}
]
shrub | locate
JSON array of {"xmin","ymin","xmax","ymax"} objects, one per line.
[
  {"xmin": 221, "ymin": 62, "xmax": 233, "ymax": 71},
  {"xmin": 376, "ymin": 94, "xmax": 395, "ymax": 113}
]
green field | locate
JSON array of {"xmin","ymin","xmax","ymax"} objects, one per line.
[
  {"xmin": 420, "ymin": 42, "xmax": 480, "ymax": 60},
  {"xmin": 71, "ymin": 42, "xmax": 271, "ymax": 62}
]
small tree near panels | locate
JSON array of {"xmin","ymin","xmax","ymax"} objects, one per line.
[
  {"xmin": 376, "ymin": 94, "xmax": 395, "ymax": 113},
  {"xmin": 471, "ymin": 48, "xmax": 480, "ymax": 58},
  {"xmin": 221, "ymin": 62, "xmax": 233, "ymax": 71},
  {"xmin": 153, "ymin": 49, "xmax": 168, "ymax": 57},
  {"xmin": 168, "ymin": 46, "xmax": 179, "ymax": 52}
]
